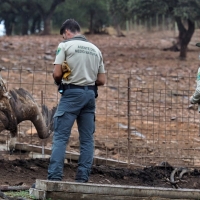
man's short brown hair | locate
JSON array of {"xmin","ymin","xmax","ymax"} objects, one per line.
[{"xmin": 60, "ymin": 19, "xmax": 81, "ymax": 35}]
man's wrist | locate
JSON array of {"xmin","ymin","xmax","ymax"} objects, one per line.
[
  {"xmin": 190, "ymin": 96, "xmax": 195, "ymax": 104},
  {"xmin": 54, "ymin": 80, "xmax": 61, "ymax": 86}
]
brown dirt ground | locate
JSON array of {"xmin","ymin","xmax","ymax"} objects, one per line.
[
  {"xmin": 0, "ymin": 158, "xmax": 200, "ymax": 190},
  {"xmin": 1, "ymin": 29, "xmax": 200, "ymax": 195}
]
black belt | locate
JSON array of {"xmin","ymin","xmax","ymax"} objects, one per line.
[{"xmin": 63, "ymin": 84, "xmax": 95, "ymax": 90}]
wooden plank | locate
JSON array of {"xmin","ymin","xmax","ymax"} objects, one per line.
[
  {"xmin": 0, "ymin": 135, "xmax": 8, "ymax": 142},
  {"xmin": 15, "ymin": 143, "xmax": 52, "ymax": 155},
  {"xmin": 29, "ymin": 188, "xmax": 46, "ymax": 200},
  {"xmin": 46, "ymin": 192, "xmax": 172, "ymax": 200},
  {"xmin": 0, "ymin": 185, "xmax": 30, "ymax": 191},
  {"xmin": 36, "ymin": 180, "xmax": 200, "ymax": 199},
  {"xmin": 31, "ymin": 189, "xmax": 189, "ymax": 200},
  {"xmin": 15, "ymin": 143, "xmax": 144, "ymax": 168}
]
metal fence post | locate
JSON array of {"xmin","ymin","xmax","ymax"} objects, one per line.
[
  {"xmin": 41, "ymin": 90, "xmax": 45, "ymax": 158},
  {"xmin": 127, "ymin": 77, "xmax": 131, "ymax": 168}
]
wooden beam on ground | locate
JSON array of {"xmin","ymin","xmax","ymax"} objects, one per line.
[
  {"xmin": 15, "ymin": 143, "xmax": 144, "ymax": 168},
  {"xmin": 0, "ymin": 135, "xmax": 8, "ymax": 143},
  {"xmin": 0, "ymin": 185, "xmax": 30, "ymax": 191},
  {"xmin": 29, "ymin": 180, "xmax": 200, "ymax": 200}
]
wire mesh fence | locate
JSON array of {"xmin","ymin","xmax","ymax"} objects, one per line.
[{"xmin": 0, "ymin": 67, "xmax": 199, "ymax": 169}]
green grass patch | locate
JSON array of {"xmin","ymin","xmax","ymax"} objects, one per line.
[{"xmin": 4, "ymin": 190, "xmax": 35, "ymax": 199}]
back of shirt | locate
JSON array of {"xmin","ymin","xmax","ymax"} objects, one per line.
[{"xmin": 54, "ymin": 35, "xmax": 105, "ymax": 86}]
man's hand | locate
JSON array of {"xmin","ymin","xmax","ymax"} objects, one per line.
[
  {"xmin": 53, "ymin": 64, "xmax": 63, "ymax": 84},
  {"xmin": 96, "ymin": 73, "xmax": 106, "ymax": 86},
  {"xmin": 62, "ymin": 61, "xmax": 71, "ymax": 80},
  {"xmin": 190, "ymin": 95, "xmax": 195, "ymax": 104}
]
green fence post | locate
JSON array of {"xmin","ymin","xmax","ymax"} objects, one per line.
[
  {"xmin": 162, "ymin": 14, "xmax": 165, "ymax": 31},
  {"xmin": 126, "ymin": 20, "xmax": 129, "ymax": 34},
  {"xmin": 156, "ymin": 14, "xmax": 159, "ymax": 31},
  {"xmin": 139, "ymin": 19, "xmax": 141, "ymax": 31},
  {"xmin": 134, "ymin": 15, "xmax": 137, "ymax": 30},
  {"xmin": 149, "ymin": 17, "xmax": 152, "ymax": 31}
]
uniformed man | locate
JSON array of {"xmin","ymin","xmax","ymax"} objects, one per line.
[
  {"xmin": 47, "ymin": 19, "xmax": 106, "ymax": 183},
  {"xmin": 190, "ymin": 43, "xmax": 200, "ymax": 109}
]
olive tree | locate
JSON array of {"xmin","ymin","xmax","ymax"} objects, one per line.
[
  {"xmin": 0, "ymin": 0, "xmax": 65, "ymax": 35},
  {"xmin": 29, "ymin": 0, "xmax": 65, "ymax": 35},
  {"xmin": 109, "ymin": 0, "xmax": 132, "ymax": 36},
  {"xmin": 129, "ymin": 0, "xmax": 200, "ymax": 59}
]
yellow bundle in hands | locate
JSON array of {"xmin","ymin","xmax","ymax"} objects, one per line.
[{"xmin": 61, "ymin": 61, "xmax": 71, "ymax": 80}]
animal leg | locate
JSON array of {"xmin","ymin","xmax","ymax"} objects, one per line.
[
  {"xmin": 9, "ymin": 129, "xmax": 18, "ymax": 155},
  {"xmin": 9, "ymin": 137, "xmax": 17, "ymax": 155}
]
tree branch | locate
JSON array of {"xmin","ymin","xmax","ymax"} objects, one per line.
[
  {"xmin": 35, "ymin": 0, "xmax": 65, "ymax": 19},
  {"xmin": 48, "ymin": 0, "xmax": 65, "ymax": 16},
  {"xmin": 175, "ymin": 16, "xmax": 186, "ymax": 33}
]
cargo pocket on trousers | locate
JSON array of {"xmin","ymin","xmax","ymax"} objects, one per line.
[{"xmin": 53, "ymin": 111, "xmax": 65, "ymax": 132}]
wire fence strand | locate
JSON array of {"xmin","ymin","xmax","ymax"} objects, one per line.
[{"xmin": 0, "ymin": 68, "xmax": 199, "ymax": 169}]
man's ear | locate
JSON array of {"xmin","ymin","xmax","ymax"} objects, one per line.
[{"xmin": 66, "ymin": 29, "xmax": 74, "ymax": 38}]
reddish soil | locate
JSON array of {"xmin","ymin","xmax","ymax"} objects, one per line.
[{"xmin": 0, "ymin": 29, "xmax": 200, "ymax": 193}]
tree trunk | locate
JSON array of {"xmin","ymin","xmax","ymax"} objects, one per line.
[
  {"xmin": 115, "ymin": 24, "xmax": 125, "ymax": 37},
  {"xmin": 112, "ymin": 16, "xmax": 125, "ymax": 37},
  {"xmin": 89, "ymin": 10, "xmax": 95, "ymax": 34},
  {"xmin": 180, "ymin": 20, "xmax": 195, "ymax": 58},
  {"xmin": 179, "ymin": 44, "xmax": 187, "ymax": 58},
  {"xmin": 36, "ymin": 0, "xmax": 65, "ymax": 35},
  {"xmin": 21, "ymin": 17, "xmax": 29, "ymax": 35},
  {"xmin": 42, "ymin": 17, "xmax": 51, "ymax": 35},
  {"xmin": 30, "ymin": 15, "xmax": 41, "ymax": 34},
  {"xmin": 4, "ymin": 20, "xmax": 13, "ymax": 36},
  {"xmin": 175, "ymin": 17, "xmax": 195, "ymax": 59},
  {"xmin": 37, "ymin": 19, "xmax": 42, "ymax": 33}
]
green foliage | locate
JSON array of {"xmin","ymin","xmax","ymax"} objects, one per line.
[
  {"xmin": 0, "ymin": 0, "xmax": 65, "ymax": 35},
  {"xmin": 30, "ymin": 0, "xmax": 58, "ymax": 13},
  {"xmin": 0, "ymin": 0, "xmax": 39, "ymax": 35},
  {"xmin": 78, "ymin": 0, "xmax": 109, "ymax": 32},
  {"xmin": 4, "ymin": 190, "xmax": 35, "ymax": 199},
  {"xmin": 109, "ymin": 0, "xmax": 132, "ymax": 20},
  {"xmin": 1, "ymin": 0, "xmax": 200, "ymax": 36},
  {"xmin": 128, "ymin": 0, "xmax": 168, "ymax": 18},
  {"xmin": 174, "ymin": 0, "xmax": 200, "ymax": 21},
  {"xmin": 53, "ymin": 0, "xmax": 109, "ymax": 33},
  {"xmin": 53, "ymin": 0, "xmax": 84, "ymax": 29},
  {"xmin": 128, "ymin": 0, "xmax": 200, "ymax": 20},
  {"xmin": 0, "ymin": 0, "xmax": 109, "ymax": 35}
]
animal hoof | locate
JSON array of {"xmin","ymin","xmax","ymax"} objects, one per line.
[
  {"xmin": 9, "ymin": 149, "xmax": 14, "ymax": 155},
  {"xmin": 9, "ymin": 137, "xmax": 17, "ymax": 154}
]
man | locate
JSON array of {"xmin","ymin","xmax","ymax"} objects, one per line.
[
  {"xmin": 47, "ymin": 19, "xmax": 105, "ymax": 183},
  {"xmin": 190, "ymin": 43, "xmax": 200, "ymax": 107},
  {"xmin": 190, "ymin": 66, "xmax": 200, "ymax": 106}
]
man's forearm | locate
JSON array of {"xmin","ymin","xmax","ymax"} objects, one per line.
[
  {"xmin": 53, "ymin": 64, "xmax": 63, "ymax": 85},
  {"xmin": 96, "ymin": 73, "xmax": 106, "ymax": 86},
  {"xmin": 190, "ymin": 88, "xmax": 200, "ymax": 104},
  {"xmin": 95, "ymin": 80, "xmax": 104, "ymax": 86},
  {"xmin": 53, "ymin": 74, "xmax": 62, "ymax": 85}
]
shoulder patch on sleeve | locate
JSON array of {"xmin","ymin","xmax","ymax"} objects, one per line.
[
  {"xmin": 56, "ymin": 47, "xmax": 61, "ymax": 55},
  {"xmin": 197, "ymin": 72, "xmax": 200, "ymax": 81}
]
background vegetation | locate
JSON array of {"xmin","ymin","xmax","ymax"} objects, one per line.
[{"xmin": 1, "ymin": 0, "xmax": 200, "ymax": 59}]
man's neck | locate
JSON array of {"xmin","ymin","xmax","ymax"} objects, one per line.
[{"xmin": 71, "ymin": 32, "xmax": 81, "ymax": 38}]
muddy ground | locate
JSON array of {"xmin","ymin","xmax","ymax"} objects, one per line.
[
  {"xmin": 1, "ymin": 28, "xmax": 200, "ymax": 194},
  {"xmin": 0, "ymin": 158, "xmax": 200, "ymax": 190}
]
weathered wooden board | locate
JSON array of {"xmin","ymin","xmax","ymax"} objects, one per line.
[
  {"xmin": 15, "ymin": 143, "xmax": 143, "ymax": 168},
  {"xmin": 30, "ymin": 188, "xmax": 190, "ymax": 200},
  {"xmin": 46, "ymin": 192, "xmax": 182, "ymax": 200},
  {"xmin": 30, "ymin": 180, "xmax": 200, "ymax": 200}
]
